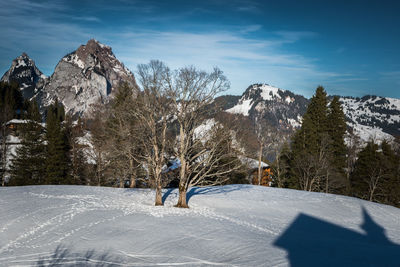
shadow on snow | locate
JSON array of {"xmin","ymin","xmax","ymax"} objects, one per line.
[
  {"xmin": 35, "ymin": 245, "xmax": 115, "ymax": 266},
  {"xmin": 274, "ymin": 207, "xmax": 400, "ymax": 266},
  {"xmin": 161, "ymin": 185, "xmax": 247, "ymax": 205}
]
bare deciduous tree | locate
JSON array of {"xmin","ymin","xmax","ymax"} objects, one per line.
[
  {"xmin": 105, "ymin": 84, "xmax": 142, "ymax": 189},
  {"xmin": 254, "ymin": 113, "xmax": 267, "ymax": 186},
  {"xmin": 272, "ymin": 142, "xmax": 291, "ymax": 188},
  {"xmin": 134, "ymin": 60, "xmax": 172, "ymax": 206},
  {"xmin": 87, "ymin": 105, "xmax": 111, "ymax": 186},
  {"xmin": 168, "ymin": 66, "xmax": 230, "ymax": 208},
  {"xmin": 292, "ymin": 135, "xmax": 332, "ymax": 192}
]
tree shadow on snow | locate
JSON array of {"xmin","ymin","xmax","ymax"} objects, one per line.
[
  {"xmin": 273, "ymin": 207, "xmax": 400, "ymax": 266},
  {"xmin": 162, "ymin": 187, "xmax": 176, "ymax": 204},
  {"xmin": 161, "ymin": 185, "xmax": 246, "ymax": 205},
  {"xmin": 186, "ymin": 185, "xmax": 246, "ymax": 204},
  {"xmin": 35, "ymin": 245, "xmax": 116, "ymax": 267}
]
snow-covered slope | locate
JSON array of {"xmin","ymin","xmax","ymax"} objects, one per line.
[
  {"xmin": 0, "ymin": 185, "xmax": 399, "ymax": 266},
  {"xmin": 340, "ymin": 96, "xmax": 400, "ymax": 142},
  {"xmin": 224, "ymin": 84, "xmax": 400, "ymax": 144}
]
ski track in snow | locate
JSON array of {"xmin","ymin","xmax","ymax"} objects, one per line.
[
  {"xmin": 1, "ymin": 185, "xmax": 399, "ymax": 266},
  {"xmin": 0, "ymin": 186, "xmax": 278, "ymax": 265}
]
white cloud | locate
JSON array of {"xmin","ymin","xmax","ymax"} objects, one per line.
[{"xmin": 105, "ymin": 30, "xmax": 350, "ymax": 97}]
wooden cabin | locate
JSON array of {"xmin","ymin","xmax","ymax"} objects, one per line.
[{"xmin": 249, "ymin": 166, "xmax": 273, "ymax": 186}]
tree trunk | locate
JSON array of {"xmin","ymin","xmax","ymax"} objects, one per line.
[
  {"xmin": 258, "ymin": 142, "xmax": 262, "ymax": 186},
  {"xmin": 155, "ymin": 184, "xmax": 163, "ymax": 206},
  {"xmin": 176, "ymin": 184, "xmax": 189, "ymax": 208},
  {"xmin": 325, "ymin": 171, "xmax": 329, "ymax": 193},
  {"xmin": 129, "ymin": 174, "xmax": 136, "ymax": 188},
  {"xmin": 129, "ymin": 158, "xmax": 136, "ymax": 188}
]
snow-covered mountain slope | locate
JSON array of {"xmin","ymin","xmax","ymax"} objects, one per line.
[
  {"xmin": 0, "ymin": 185, "xmax": 399, "ymax": 266},
  {"xmin": 1, "ymin": 53, "xmax": 47, "ymax": 99},
  {"xmin": 40, "ymin": 39, "xmax": 139, "ymax": 117},
  {"xmin": 226, "ymin": 84, "xmax": 308, "ymax": 130},
  {"xmin": 340, "ymin": 96, "xmax": 400, "ymax": 142},
  {"xmin": 224, "ymin": 84, "xmax": 400, "ymax": 143}
]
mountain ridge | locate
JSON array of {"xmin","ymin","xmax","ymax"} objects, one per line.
[
  {"xmin": 1, "ymin": 52, "xmax": 47, "ymax": 99},
  {"xmin": 222, "ymin": 83, "xmax": 400, "ymax": 143},
  {"xmin": 1, "ymin": 40, "xmax": 399, "ymax": 142}
]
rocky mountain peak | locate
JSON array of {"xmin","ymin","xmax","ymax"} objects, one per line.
[
  {"xmin": 226, "ymin": 83, "xmax": 308, "ymax": 130},
  {"xmin": 242, "ymin": 83, "xmax": 283, "ymax": 102},
  {"xmin": 41, "ymin": 39, "xmax": 139, "ymax": 117},
  {"xmin": 1, "ymin": 53, "xmax": 46, "ymax": 99}
]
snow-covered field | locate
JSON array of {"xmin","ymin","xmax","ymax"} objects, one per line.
[{"xmin": 0, "ymin": 185, "xmax": 399, "ymax": 266}]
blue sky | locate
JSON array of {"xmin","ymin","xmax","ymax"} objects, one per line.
[{"xmin": 0, "ymin": 0, "xmax": 399, "ymax": 98}]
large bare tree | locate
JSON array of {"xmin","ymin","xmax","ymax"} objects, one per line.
[
  {"xmin": 167, "ymin": 66, "xmax": 230, "ymax": 208},
  {"xmin": 105, "ymin": 84, "xmax": 142, "ymax": 189},
  {"xmin": 134, "ymin": 60, "xmax": 172, "ymax": 206},
  {"xmin": 87, "ymin": 105, "xmax": 111, "ymax": 186}
]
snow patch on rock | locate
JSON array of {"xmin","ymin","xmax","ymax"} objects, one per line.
[
  {"xmin": 226, "ymin": 99, "xmax": 253, "ymax": 116},
  {"xmin": 259, "ymin": 84, "xmax": 281, "ymax": 101}
]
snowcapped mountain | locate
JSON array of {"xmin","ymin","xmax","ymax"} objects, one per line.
[
  {"xmin": 39, "ymin": 39, "xmax": 139, "ymax": 117},
  {"xmin": 223, "ymin": 84, "xmax": 400, "ymax": 144},
  {"xmin": 0, "ymin": 185, "xmax": 399, "ymax": 266},
  {"xmin": 2, "ymin": 45, "xmax": 399, "ymax": 142},
  {"xmin": 1, "ymin": 53, "xmax": 47, "ymax": 99},
  {"xmin": 340, "ymin": 95, "xmax": 400, "ymax": 142},
  {"xmin": 226, "ymin": 83, "xmax": 308, "ymax": 131}
]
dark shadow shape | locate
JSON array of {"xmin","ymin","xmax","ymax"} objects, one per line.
[
  {"xmin": 162, "ymin": 187, "xmax": 176, "ymax": 204},
  {"xmin": 35, "ymin": 245, "xmax": 115, "ymax": 267},
  {"xmin": 186, "ymin": 185, "xmax": 248, "ymax": 204},
  {"xmin": 274, "ymin": 207, "xmax": 400, "ymax": 267}
]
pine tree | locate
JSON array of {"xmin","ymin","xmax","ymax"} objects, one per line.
[
  {"xmin": 44, "ymin": 100, "xmax": 71, "ymax": 184},
  {"xmin": 66, "ymin": 116, "xmax": 87, "ymax": 185},
  {"xmin": 351, "ymin": 141, "xmax": 382, "ymax": 201},
  {"xmin": 326, "ymin": 96, "xmax": 347, "ymax": 193},
  {"xmin": 380, "ymin": 141, "xmax": 400, "ymax": 206},
  {"xmin": 289, "ymin": 86, "xmax": 330, "ymax": 191},
  {"xmin": 292, "ymin": 86, "xmax": 329, "ymax": 155},
  {"xmin": 9, "ymin": 100, "xmax": 45, "ymax": 185}
]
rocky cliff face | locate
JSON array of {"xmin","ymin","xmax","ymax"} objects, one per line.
[
  {"xmin": 1, "ymin": 53, "xmax": 47, "ymax": 99},
  {"xmin": 40, "ymin": 39, "xmax": 138, "ymax": 117}
]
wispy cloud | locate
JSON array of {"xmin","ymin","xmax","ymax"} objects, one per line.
[
  {"xmin": 71, "ymin": 16, "xmax": 101, "ymax": 23},
  {"xmin": 0, "ymin": 0, "xmax": 91, "ymax": 72},
  {"xmin": 104, "ymin": 29, "xmax": 352, "ymax": 96}
]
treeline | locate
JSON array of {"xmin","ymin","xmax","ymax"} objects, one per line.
[
  {"xmin": 7, "ymin": 98, "xmax": 70, "ymax": 186},
  {"xmin": 0, "ymin": 62, "xmax": 247, "ymax": 208},
  {"xmin": 272, "ymin": 86, "xmax": 400, "ymax": 208},
  {"xmin": 2, "ymin": 68, "xmax": 399, "ymax": 208}
]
